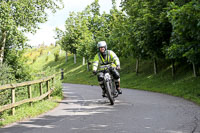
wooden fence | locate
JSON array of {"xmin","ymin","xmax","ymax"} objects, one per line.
[{"xmin": 0, "ymin": 75, "xmax": 55, "ymax": 115}]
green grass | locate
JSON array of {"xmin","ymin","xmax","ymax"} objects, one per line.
[
  {"xmin": 27, "ymin": 45, "xmax": 65, "ymax": 72},
  {"xmin": 0, "ymin": 97, "xmax": 61, "ymax": 127},
  {"xmin": 119, "ymin": 59, "xmax": 200, "ymax": 103}
]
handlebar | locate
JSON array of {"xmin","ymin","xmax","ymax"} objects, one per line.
[
  {"xmin": 96, "ymin": 65, "xmax": 113, "ymax": 73},
  {"xmin": 99, "ymin": 64, "xmax": 112, "ymax": 69}
]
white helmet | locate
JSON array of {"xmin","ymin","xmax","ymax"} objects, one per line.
[{"xmin": 97, "ymin": 41, "xmax": 107, "ymax": 50}]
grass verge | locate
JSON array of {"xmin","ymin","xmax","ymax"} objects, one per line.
[{"xmin": 0, "ymin": 97, "xmax": 61, "ymax": 127}]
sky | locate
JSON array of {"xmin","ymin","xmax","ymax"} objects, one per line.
[{"xmin": 26, "ymin": 0, "xmax": 121, "ymax": 47}]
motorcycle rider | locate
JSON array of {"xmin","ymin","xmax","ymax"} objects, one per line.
[{"xmin": 92, "ymin": 41, "xmax": 122, "ymax": 97}]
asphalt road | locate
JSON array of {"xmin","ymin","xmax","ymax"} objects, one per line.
[{"xmin": 1, "ymin": 83, "xmax": 200, "ymax": 133}]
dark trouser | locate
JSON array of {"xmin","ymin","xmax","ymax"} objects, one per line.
[{"xmin": 97, "ymin": 68, "xmax": 120, "ymax": 90}]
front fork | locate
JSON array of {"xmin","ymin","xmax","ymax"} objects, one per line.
[
  {"xmin": 104, "ymin": 78, "xmax": 118, "ymax": 98},
  {"xmin": 112, "ymin": 80, "xmax": 118, "ymax": 98}
]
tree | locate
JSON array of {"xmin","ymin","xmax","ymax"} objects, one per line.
[
  {"xmin": 166, "ymin": 0, "xmax": 200, "ymax": 77},
  {"xmin": 0, "ymin": 0, "xmax": 63, "ymax": 65},
  {"xmin": 57, "ymin": 0, "xmax": 102, "ymax": 65},
  {"xmin": 61, "ymin": 12, "xmax": 81, "ymax": 64},
  {"xmin": 75, "ymin": 12, "xmax": 95, "ymax": 67},
  {"xmin": 54, "ymin": 27, "xmax": 70, "ymax": 63},
  {"xmin": 122, "ymin": 0, "xmax": 172, "ymax": 74}
]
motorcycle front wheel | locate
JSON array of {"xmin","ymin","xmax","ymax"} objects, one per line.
[{"xmin": 105, "ymin": 80, "xmax": 114, "ymax": 105}]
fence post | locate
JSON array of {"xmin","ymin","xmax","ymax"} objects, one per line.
[
  {"xmin": 61, "ymin": 69, "xmax": 64, "ymax": 80},
  {"xmin": 47, "ymin": 80, "xmax": 50, "ymax": 99},
  {"xmin": 28, "ymin": 85, "xmax": 32, "ymax": 106},
  {"xmin": 11, "ymin": 88, "xmax": 15, "ymax": 115},
  {"xmin": 40, "ymin": 82, "xmax": 43, "ymax": 96}
]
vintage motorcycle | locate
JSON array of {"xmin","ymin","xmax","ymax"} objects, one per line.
[{"xmin": 97, "ymin": 65, "xmax": 118, "ymax": 105}]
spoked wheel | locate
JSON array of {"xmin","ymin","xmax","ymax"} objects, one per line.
[{"xmin": 105, "ymin": 81, "xmax": 114, "ymax": 105}]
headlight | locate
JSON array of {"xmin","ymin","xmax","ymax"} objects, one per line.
[{"xmin": 104, "ymin": 73, "xmax": 110, "ymax": 80}]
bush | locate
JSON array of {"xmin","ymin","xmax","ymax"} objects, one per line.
[
  {"xmin": 0, "ymin": 63, "xmax": 15, "ymax": 85},
  {"xmin": 39, "ymin": 49, "xmax": 43, "ymax": 56},
  {"xmin": 45, "ymin": 56, "xmax": 49, "ymax": 62},
  {"xmin": 33, "ymin": 57, "xmax": 37, "ymax": 63},
  {"xmin": 4, "ymin": 49, "xmax": 32, "ymax": 82},
  {"xmin": 0, "ymin": 63, "xmax": 15, "ymax": 106},
  {"xmin": 0, "ymin": 89, "xmax": 11, "ymax": 106},
  {"xmin": 54, "ymin": 53, "xmax": 59, "ymax": 62}
]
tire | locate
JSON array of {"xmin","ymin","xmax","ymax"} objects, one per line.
[{"xmin": 105, "ymin": 80, "xmax": 114, "ymax": 105}]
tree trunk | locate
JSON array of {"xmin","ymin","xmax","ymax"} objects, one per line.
[
  {"xmin": 192, "ymin": 62, "xmax": 197, "ymax": 77},
  {"xmin": 136, "ymin": 58, "xmax": 139, "ymax": 75},
  {"xmin": 74, "ymin": 53, "xmax": 76, "ymax": 64},
  {"xmin": 0, "ymin": 31, "xmax": 7, "ymax": 65},
  {"xmin": 82, "ymin": 57, "xmax": 85, "ymax": 65},
  {"xmin": 65, "ymin": 51, "xmax": 68, "ymax": 63},
  {"xmin": 172, "ymin": 59, "xmax": 175, "ymax": 77},
  {"xmin": 154, "ymin": 58, "xmax": 157, "ymax": 75}
]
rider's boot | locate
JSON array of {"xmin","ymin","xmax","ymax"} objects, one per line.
[
  {"xmin": 100, "ymin": 84, "xmax": 106, "ymax": 97},
  {"xmin": 116, "ymin": 81, "xmax": 122, "ymax": 94}
]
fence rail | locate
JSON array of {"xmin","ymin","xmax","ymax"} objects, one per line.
[{"xmin": 0, "ymin": 75, "xmax": 55, "ymax": 115}]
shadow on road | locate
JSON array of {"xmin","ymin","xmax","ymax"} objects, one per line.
[{"xmin": 0, "ymin": 94, "xmax": 121, "ymax": 133}]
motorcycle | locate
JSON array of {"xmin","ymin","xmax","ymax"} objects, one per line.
[{"xmin": 97, "ymin": 65, "xmax": 118, "ymax": 105}]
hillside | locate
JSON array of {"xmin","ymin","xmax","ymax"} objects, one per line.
[{"xmin": 28, "ymin": 45, "xmax": 200, "ymax": 105}]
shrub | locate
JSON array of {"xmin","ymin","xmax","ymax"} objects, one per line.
[
  {"xmin": 39, "ymin": 49, "xmax": 43, "ymax": 56},
  {"xmin": 4, "ymin": 49, "xmax": 32, "ymax": 82},
  {"xmin": 54, "ymin": 53, "xmax": 59, "ymax": 62},
  {"xmin": 0, "ymin": 63, "xmax": 15, "ymax": 106},
  {"xmin": 51, "ymin": 75, "xmax": 63, "ymax": 97},
  {"xmin": 0, "ymin": 63, "xmax": 15, "ymax": 85},
  {"xmin": 33, "ymin": 57, "xmax": 37, "ymax": 63},
  {"xmin": 45, "ymin": 56, "xmax": 49, "ymax": 61}
]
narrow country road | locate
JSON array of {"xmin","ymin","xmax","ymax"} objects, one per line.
[{"xmin": 0, "ymin": 83, "xmax": 200, "ymax": 133}]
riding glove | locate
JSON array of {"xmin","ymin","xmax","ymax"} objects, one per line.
[
  {"xmin": 116, "ymin": 65, "xmax": 120, "ymax": 70},
  {"xmin": 93, "ymin": 70, "xmax": 97, "ymax": 75}
]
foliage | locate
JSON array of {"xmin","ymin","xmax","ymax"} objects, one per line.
[
  {"xmin": 4, "ymin": 49, "xmax": 32, "ymax": 82},
  {"xmin": 0, "ymin": 63, "xmax": 15, "ymax": 85},
  {"xmin": 0, "ymin": 50, "xmax": 33, "ymax": 106},
  {"xmin": 33, "ymin": 57, "xmax": 37, "ymax": 63},
  {"xmin": 0, "ymin": 0, "xmax": 63, "ymax": 32},
  {"xmin": 55, "ymin": 0, "xmax": 103, "ymax": 61},
  {"xmin": 54, "ymin": 0, "xmax": 199, "ymax": 76},
  {"xmin": 54, "ymin": 52, "xmax": 59, "ymax": 62},
  {"xmin": 166, "ymin": 0, "xmax": 200, "ymax": 65},
  {"xmin": 45, "ymin": 56, "xmax": 49, "ymax": 61},
  {"xmin": 122, "ymin": 0, "xmax": 172, "ymax": 60},
  {"xmin": 0, "ymin": 58, "xmax": 32, "ymax": 106},
  {"xmin": 39, "ymin": 49, "xmax": 44, "ymax": 56},
  {"xmin": 0, "ymin": 0, "xmax": 63, "ymax": 71},
  {"xmin": 0, "ymin": 63, "xmax": 14, "ymax": 106}
]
